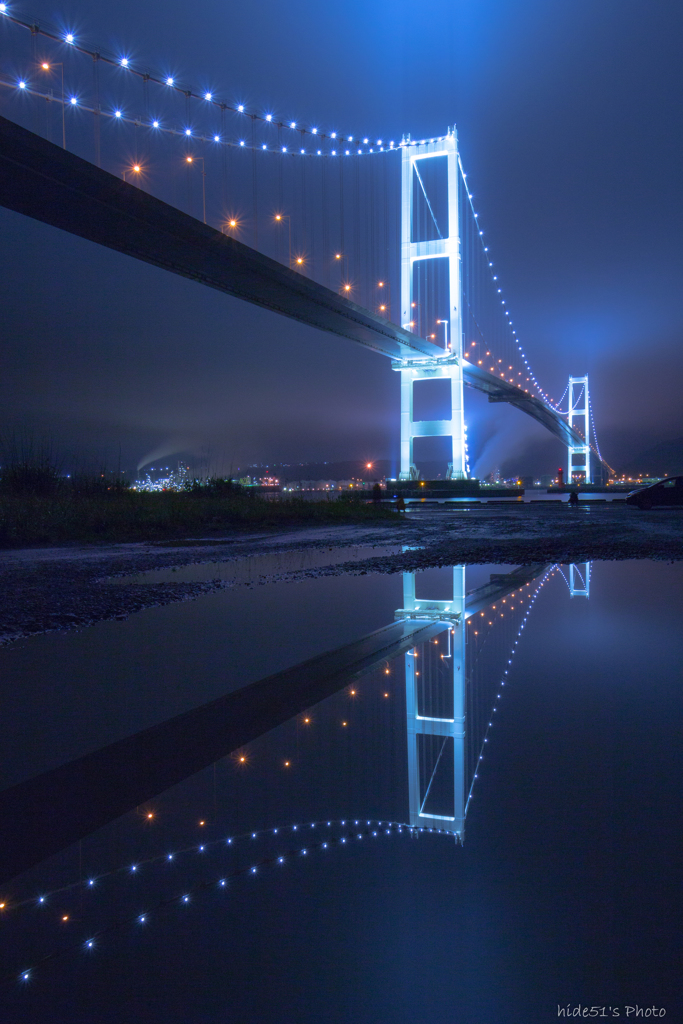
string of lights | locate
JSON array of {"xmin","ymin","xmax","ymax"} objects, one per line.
[
  {"xmin": 458, "ymin": 157, "xmax": 563, "ymax": 411},
  {"xmin": 0, "ymin": 5, "xmax": 408, "ymax": 156},
  {"xmin": 8, "ymin": 819, "xmax": 450, "ymax": 986},
  {"xmin": 464, "ymin": 567, "xmax": 558, "ymax": 815}
]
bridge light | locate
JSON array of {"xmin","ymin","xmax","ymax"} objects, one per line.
[
  {"xmin": 331, "ymin": 131, "xmax": 336, "ymax": 138},
  {"xmin": 70, "ymin": 96, "xmax": 77, "ymax": 105},
  {"xmin": 0, "ymin": 4, "xmax": 7, "ymax": 12},
  {"xmin": 120, "ymin": 57, "xmax": 129, "ymax": 67},
  {"xmin": 291, "ymin": 121, "xmax": 297, "ymax": 128},
  {"xmin": 265, "ymin": 114, "xmax": 272, "ymax": 121},
  {"xmin": 331, "ymin": 149, "xmax": 336, "ymax": 155},
  {"xmin": 185, "ymin": 128, "xmax": 192, "ymax": 135},
  {"xmin": 65, "ymin": 33, "xmax": 74, "ymax": 43},
  {"xmin": 215, "ymin": 135, "xmax": 221, "ymax": 142},
  {"xmin": 239, "ymin": 140, "xmax": 245, "ymax": 146},
  {"xmin": 166, "ymin": 77, "xmax": 174, "ymax": 86},
  {"xmin": 311, "ymin": 127, "xmax": 318, "ymax": 134},
  {"xmin": 114, "ymin": 110, "xmax": 122, "ymax": 118},
  {"xmin": 18, "ymin": 80, "xmax": 26, "ymax": 89},
  {"xmin": 237, "ymin": 104, "xmax": 244, "ymax": 112}
]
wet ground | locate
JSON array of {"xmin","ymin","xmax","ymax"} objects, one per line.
[{"xmin": 1, "ymin": 503, "xmax": 681, "ymax": 645}]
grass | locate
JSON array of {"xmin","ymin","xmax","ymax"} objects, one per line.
[{"xmin": 0, "ymin": 490, "xmax": 399, "ymax": 547}]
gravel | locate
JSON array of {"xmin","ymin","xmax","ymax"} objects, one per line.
[{"xmin": 1, "ymin": 504, "xmax": 681, "ymax": 647}]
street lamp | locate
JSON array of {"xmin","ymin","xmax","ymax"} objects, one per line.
[
  {"xmin": 274, "ymin": 214, "xmax": 293, "ymax": 267},
  {"xmin": 123, "ymin": 164, "xmax": 142, "ymax": 182},
  {"xmin": 436, "ymin": 319, "xmax": 449, "ymax": 351},
  {"xmin": 40, "ymin": 61, "xmax": 65, "ymax": 148},
  {"xmin": 377, "ymin": 280, "xmax": 391, "ymax": 317},
  {"xmin": 186, "ymin": 156, "xmax": 206, "ymax": 224}
]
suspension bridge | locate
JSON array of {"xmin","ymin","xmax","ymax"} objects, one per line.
[{"xmin": 0, "ymin": 7, "xmax": 612, "ymax": 482}]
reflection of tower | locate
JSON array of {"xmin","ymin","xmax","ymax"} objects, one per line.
[
  {"xmin": 399, "ymin": 569, "xmax": 466, "ymax": 838},
  {"xmin": 396, "ymin": 563, "xmax": 551, "ymax": 842},
  {"xmin": 569, "ymin": 562, "xmax": 590, "ymax": 598}
]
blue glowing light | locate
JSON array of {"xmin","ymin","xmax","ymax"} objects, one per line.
[
  {"xmin": 70, "ymin": 96, "xmax": 77, "ymax": 105},
  {"xmin": 204, "ymin": 92, "xmax": 212, "ymax": 101},
  {"xmin": 239, "ymin": 140, "xmax": 245, "ymax": 146},
  {"xmin": 120, "ymin": 58, "xmax": 129, "ymax": 67},
  {"xmin": 65, "ymin": 33, "xmax": 74, "ymax": 43},
  {"xmin": 114, "ymin": 110, "xmax": 122, "ymax": 118},
  {"xmin": 311, "ymin": 128, "xmax": 317, "ymax": 134},
  {"xmin": 237, "ymin": 104, "xmax": 244, "ymax": 112},
  {"xmin": 214, "ymin": 135, "xmax": 220, "ymax": 142},
  {"xmin": 185, "ymin": 128, "xmax": 191, "ymax": 135},
  {"xmin": 166, "ymin": 77, "xmax": 174, "ymax": 86},
  {"xmin": 18, "ymin": 80, "xmax": 25, "ymax": 88},
  {"xmin": 290, "ymin": 121, "xmax": 296, "ymax": 128},
  {"xmin": 152, "ymin": 120, "xmax": 159, "ymax": 128},
  {"xmin": 265, "ymin": 114, "xmax": 272, "ymax": 121}
]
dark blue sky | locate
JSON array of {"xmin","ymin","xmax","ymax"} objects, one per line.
[{"xmin": 1, "ymin": 0, "xmax": 681, "ymax": 474}]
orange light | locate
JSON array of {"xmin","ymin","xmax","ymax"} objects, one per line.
[
  {"xmin": 284, "ymin": 760, "xmax": 290, "ymax": 767},
  {"xmin": 186, "ymin": 156, "xmax": 193, "ymax": 163},
  {"xmin": 296, "ymin": 257, "xmax": 303, "ymax": 264},
  {"xmin": 303, "ymin": 717, "xmax": 310, "ymax": 724},
  {"xmin": 199, "ymin": 819, "xmax": 206, "ymax": 825},
  {"xmin": 0, "ymin": 902, "xmax": 5, "ymax": 910},
  {"xmin": 62, "ymin": 915, "xmax": 69, "ymax": 922},
  {"xmin": 350, "ymin": 689, "xmax": 356, "ymax": 696},
  {"xmin": 379, "ymin": 304, "xmax": 386, "ymax": 311},
  {"xmin": 335, "ymin": 253, "xmax": 342, "ymax": 259},
  {"xmin": 41, "ymin": 62, "xmax": 49, "ymax": 69},
  {"xmin": 275, "ymin": 214, "xmax": 282, "ymax": 221},
  {"xmin": 133, "ymin": 164, "xmax": 141, "ymax": 173},
  {"xmin": 342, "ymin": 721, "xmax": 347, "ymax": 727},
  {"xmin": 146, "ymin": 812, "xmax": 154, "ymax": 820},
  {"xmin": 229, "ymin": 219, "xmax": 237, "ymax": 227},
  {"xmin": 384, "ymin": 692, "xmax": 389, "ymax": 697},
  {"xmin": 344, "ymin": 284, "xmax": 351, "ymax": 291}
]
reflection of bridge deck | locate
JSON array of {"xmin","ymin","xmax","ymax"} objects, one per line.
[{"xmin": 0, "ymin": 116, "xmax": 584, "ymax": 449}]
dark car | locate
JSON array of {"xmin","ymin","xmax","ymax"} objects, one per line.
[{"xmin": 626, "ymin": 476, "xmax": 683, "ymax": 509}]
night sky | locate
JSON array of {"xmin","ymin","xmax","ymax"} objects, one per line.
[{"xmin": 1, "ymin": 0, "xmax": 682, "ymax": 476}]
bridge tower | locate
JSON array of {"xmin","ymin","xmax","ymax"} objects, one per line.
[
  {"xmin": 398, "ymin": 568, "xmax": 466, "ymax": 840},
  {"xmin": 394, "ymin": 129, "xmax": 465, "ymax": 480},
  {"xmin": 567, "ymin": 375, "xmax": 591, "ymax": 485}
]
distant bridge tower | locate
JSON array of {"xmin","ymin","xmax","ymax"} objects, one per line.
[
  {"xmin": 567, "ymin": 375, "xmax": 591, "ymax": 484},
  {"xmin": 394, "ymin": 129, "xmax": 465, "ymax": 480}
]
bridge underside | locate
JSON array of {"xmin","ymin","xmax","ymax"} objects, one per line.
[{"xmin": 0, "ymin": 115, "xmax": 583, "ymax": 449}]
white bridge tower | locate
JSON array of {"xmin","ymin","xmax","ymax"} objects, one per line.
[
  {"xmin": 394, "ymin": 129, "xmax": 465, "ymax": 480},
  {"xmin": 567, "ymin": 375, "xmax": 591, "ymax": 485}
]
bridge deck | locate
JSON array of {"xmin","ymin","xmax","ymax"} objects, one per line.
[{"xmin": 0, "ymin": 115, "xmax": 586, "ymax": 449}]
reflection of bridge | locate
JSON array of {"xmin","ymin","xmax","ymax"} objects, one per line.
[
  {"xmin": 0, "ymin": 558, "xmax": 588, "ymax": 883},
  {"xmin": 0, "ymin": 14, "xmax": 610, "ymax": 479},
  {"xmin": 397, "ymin": 562, "xmax": 591, "ymax": 841}
]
